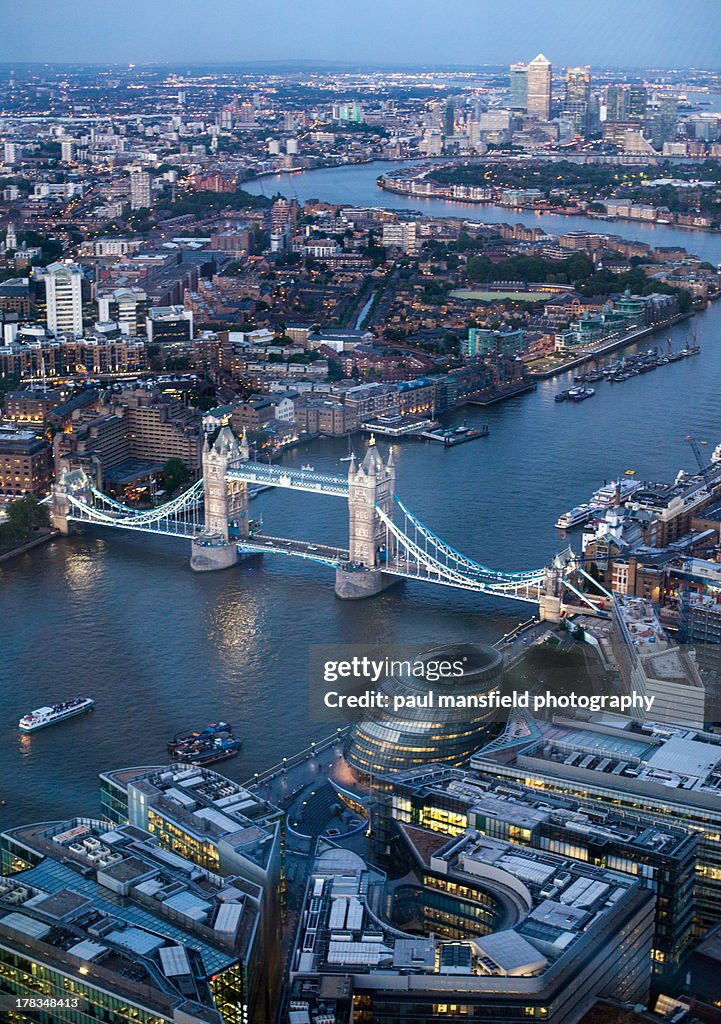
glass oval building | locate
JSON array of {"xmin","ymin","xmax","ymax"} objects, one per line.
[{"xmin": 344, "ymin": 643, "xmax": 504, "ymax": 777}]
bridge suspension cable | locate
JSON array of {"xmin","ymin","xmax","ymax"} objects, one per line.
[
  {"xmin": 390, "ymin": 499, "xmax": 547, "ymax": 587},
  {"xmin": 65, "ymin": 479, "xmax": 205, "ymax": 536},
  {"xmin": 376, "ymin": 505, "xmax": 545, "ymax": 600}
]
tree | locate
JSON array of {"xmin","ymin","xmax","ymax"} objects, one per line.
[
  {"xmin": 0, "ymin": 495, "xmax": 50, "ymax": 547},
  {"xmin": 163, "ymin": 458, "xmax": 191, "ymax": 495}
]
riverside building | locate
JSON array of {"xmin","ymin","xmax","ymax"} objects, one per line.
[
  {"xmin": 0, "ymin": 816, "xmax": 265, "ymax": 1023},
  {"xmin": 470, "ymin": 711, "xmax": 721, "ymax": 933},
  {"xmin": 370, "ymin": 763, "xmax": 697, "ymax": 987},
  {"xmin": 99, "ymin": 763, "xmax": 284, "ymax": 1020},
  {"xmin": 611, "ymin": 595, "xmax": 706, "ymax": 728},
  {"xmin": 286, "ymin": 832, "xmax": 654, "ymax": 1024},
  {"xmin": 344, "ymin": 644, "xmax": 504, "ymax": 778}
]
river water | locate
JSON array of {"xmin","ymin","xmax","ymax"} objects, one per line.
[{"xmin": 1, "ymin": 162, "xmax": 719, "ymax": 826}]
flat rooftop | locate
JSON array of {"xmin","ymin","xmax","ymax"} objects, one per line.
[{"xmin": 474, "ymin": 714, "xmax": 721, "ymax": 801}]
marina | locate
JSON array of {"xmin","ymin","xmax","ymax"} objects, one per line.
[{"xmin": 571, "ymin": 338, "xmax": 702, "ymax": 386}]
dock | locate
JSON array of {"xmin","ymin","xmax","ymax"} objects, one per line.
[{"xmin": 420, "ymin": 424, "xmax": 490, "ymax": 446}]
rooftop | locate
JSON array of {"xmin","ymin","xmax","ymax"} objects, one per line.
[
  {"xmin": 103, "ymin": 764, "xmax": 282, "ymax": 870},
  {"xmin": 473, "ymin": 713, "xmax": 721, "ymax": 803},
  {"xmin": 0, "ymin": 817, "xmax": 261, "ymax": 1022}
]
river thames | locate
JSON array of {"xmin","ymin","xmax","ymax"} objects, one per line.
[{"xmin": 1, "ymin": 162, "xmax": 719, "ymax": 826}]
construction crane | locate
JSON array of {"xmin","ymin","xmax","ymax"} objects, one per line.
[{"xmin": 686, "ymin": 435, "xmax": 713, "ymax": 493}]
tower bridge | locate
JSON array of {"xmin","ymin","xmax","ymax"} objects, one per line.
[{"xmin": 51, "ymin": 426, "xmax": 581, "ymax": 620}]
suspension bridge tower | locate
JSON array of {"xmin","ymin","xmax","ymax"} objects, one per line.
[
  {"xmin": 335, "ymin": 438, "xmax": 398, "ymax": 599},
  {"xmin": 190, "ymin": 426, "xmax": 250, "ymax": 572}
]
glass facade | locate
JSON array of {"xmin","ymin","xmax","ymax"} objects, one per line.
[
  {"xmin": 0, "ymin": 944, "xmax": 171, "ymax": 1024},
  {"xmin": 391, "ymin": 877, "xmax": 504, "ymax": 940},
  {"xmin": 345, "ymin": 645, "xmax": 504, "ymax": 777}
]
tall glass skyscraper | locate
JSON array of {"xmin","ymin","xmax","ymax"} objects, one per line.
[
  {"xmin": 527, "ymin": 53, "xmax": 552, "ymax": 121},
  {"xmin": 606, "ymin": 84, "xmax": 630, "ymax": 122},
  {"xmin": 629, "ymin": 83, "xmax": 648, "ymax": 122},
  {"xmin": 564, "ymin": 66, "xmax": 591, "ymax": 134},
  {"xmin": 509, "ymin": 62, "xmax": 528, "ymax": 111}
]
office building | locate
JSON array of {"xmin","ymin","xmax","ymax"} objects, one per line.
[
  {"xmin": 34, "ymin": 262, "xmax": 84, "ymax": 336},
  {"xmin": 129, "ymin": 168, "xmax": 152, "ymax": 210},
  {"xmin": 0, "ymin": 427, "xmax": 53, "ymax": 497},
  {"xmin": 344, "ymin": 644, "xmax": 504, "ymax": 778},
  {"xmin": 0, "ymin": 816, "xmax": 265, "ymax": 1024},
  {"xmin": 612, "ymin": 595, "xmax": 706, "ymax": 727},
  {"xmin": 145, "ymin": 305, "xmax": 194, "ymax": 345},
  {"xmin": 651, "ymin": 96, "xmax": 679, "ymax": 148},
  {"xmin": 564, "ymin": 66, "xmax": 590, "ymax": 134},
  {"xmin": 97, "ymin": 288, "xmax": 150, "ymax": 336},
  {"xmin": 100, "ymin": 764, "xmax": 284, "ymax": 1020},
  {"xmin": 527, "ymin": 54, "xmax": 552, "ymax": 121},
  {"xmin": 509, "ymin": 62, "xmax": 529, "ymax": 110},
  {"xmin": 606, "ymin": 84, "xmax": 630, "ymax": 122},
  {"xmin": 287, "ymin": 832, "xmax": 654, "ymax": 1024},
  {"xmin": 629, "ymin": 84, "xmax": 648, "ymax": 123},
  {"xmin": 372, "ymin": 764, "xmax": 697, "ymax": 985},
  {"xmin": 471, "ymin": 711, "xmax": 721, "ymax": 932}
]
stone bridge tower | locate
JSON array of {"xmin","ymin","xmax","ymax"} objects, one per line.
[
  {"xmin": 191, "ymin": 426, "xmax": 250, "ymax": 571},
  {"xmin": 336, "ymin": 438, "xmax": 398, "ymax": 599}
]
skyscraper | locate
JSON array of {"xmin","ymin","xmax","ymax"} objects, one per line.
[
  {"xmin": 606, "ymin": 84, "xmax": 630, "ymax": 122},
  {"xmin": 36, "ymin": 262, "xmax": 83, "ymax": 336},
  {"xmin": 651, "ymin": 95, "xmax": 679, "ymax": 148},
  {"xmin": 565, "ymin": 66, "xmax": 590, "ymax": 105},
  {"xmin": 509, "ymin": 62, "xmax": 529, "ymax": 110},
  {"xmin": 527, "ymin": 53, "xmax": 552, "ymax": 120},
  {"xmin": 629, "ymin": 84, "xmax": 648, "ymax": 123},
  {"xmin": 564, "ymin": 66, "xmax": 591, "ymax": 135},
  {"xmin": 129, "ymin": 167, "xmax": 151, "ymax": 210}
]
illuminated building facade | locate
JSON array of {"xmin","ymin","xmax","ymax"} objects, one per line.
[
  {"xmin": 100, "ymin": 764, "xmax": 284, "ymax": 1020},
  {"xmin": 371, "ymin": 762, "xmax": 697, "ymax": 987},
  {"xmin": 286, "ymin": 832, "xmax": 654, "ymax": 1024},
  {"xmin": 527, "ymin": 54, "xmax": 552, "ymax": 121},
  {"xmin": 344, "ymin": 644, "xmax": 504, "ymax": 777},
  {"xmin": 471, "ymin": 711, "xmax": 721, "ymax": 934},
  {"xmin": 0, "ymin": 817, "xmax": 261, "ymax": 1023}
]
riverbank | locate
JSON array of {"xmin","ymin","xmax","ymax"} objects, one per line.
[
  {"xmin": 0, "ymin": 527, "xmax": 59, "ymax": 564},
  {"xmin": 378, "ymin": 168, "xmax": 720, "ymax": 235},
  {"xmin": 527, "ymin": 310, "xmax": 696, "ymax": 380}
]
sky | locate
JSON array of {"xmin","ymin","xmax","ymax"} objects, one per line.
[{"xmin": 0, "ymin": 0, "xmax": 718, "ymax": 69}]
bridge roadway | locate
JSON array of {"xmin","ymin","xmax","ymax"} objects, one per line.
[{"xmin": 238, "ymin": 533, "xmax": 348, "ymax": 567}]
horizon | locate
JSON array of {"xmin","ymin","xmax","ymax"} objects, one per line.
[{"xmin": 1, "ymin": 0, "xmax": 719, "ymax": 69}]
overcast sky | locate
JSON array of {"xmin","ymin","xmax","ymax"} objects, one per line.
[{"xmin": 1, "ymin": 0, "xmax": 718, "ymax": 68}]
